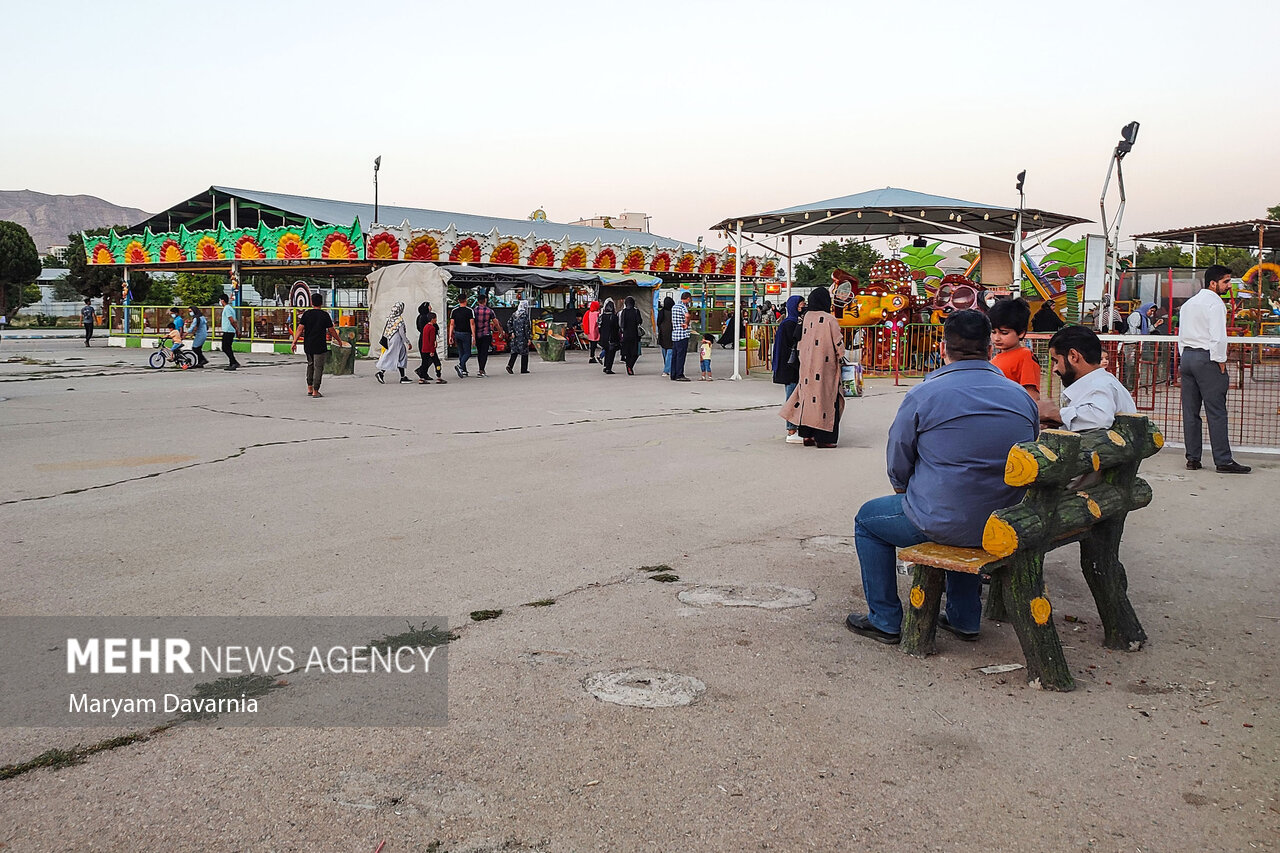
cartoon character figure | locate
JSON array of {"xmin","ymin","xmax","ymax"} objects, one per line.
[{"xmin": 930, "ymin": 273, "xmax": 986, "ymax": 324}]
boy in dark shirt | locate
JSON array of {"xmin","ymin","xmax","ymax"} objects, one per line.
[
  {"xmin": 417, "ymin": 312, "xmax": 446, "ymax": 384},
  {"xmin": 289, "ymin": 293, "xmax": 347, "ymax": 398}
]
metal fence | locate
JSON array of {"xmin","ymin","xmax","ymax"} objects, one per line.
[
  {"xmin": 108, "ymin": 305, "xmax": 371, "ymax": 345},
  {"xmin": 748, "ymin": 323, "xmax": 1280, "ymax": 453}
]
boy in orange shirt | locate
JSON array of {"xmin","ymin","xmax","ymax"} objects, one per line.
[{"xmin": 988, "ymin": 298, "xmax": 1040, "ymax": 400}]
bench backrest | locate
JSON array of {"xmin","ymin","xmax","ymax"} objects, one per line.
[{"xmin": 982, "ymin": 414, "xmax": 1163, "ymax": 558}]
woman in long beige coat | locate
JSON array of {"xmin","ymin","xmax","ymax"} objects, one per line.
[{"xmin": 779, "ymin": 286, "xmax": 845, "ymax": 447}]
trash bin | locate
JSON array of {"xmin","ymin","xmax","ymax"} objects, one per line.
[
  {"xmin": 325, "ymin": 326, "xmax": 358, "ymax": 375},
  {"xmin": 537, "ymin": 321, "xmax": 566, "ymax": 362}
]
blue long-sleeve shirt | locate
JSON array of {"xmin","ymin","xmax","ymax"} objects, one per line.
[{"xmin": 887, "ymin": 360, "xmax": 1039, "ymax": 547}]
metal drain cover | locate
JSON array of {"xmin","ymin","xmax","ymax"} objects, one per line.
[
  {"xmin": 582, "ymin": 668, "xmax": 705, "ymax": 708},
  {"xmin": 677, "ymin": 583, "xmax": 816, "ymax": 610}
]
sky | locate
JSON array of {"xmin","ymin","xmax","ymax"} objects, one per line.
[{"xmin": 4, "ymin": 0, "xmax": 1277, "ymax": 252}]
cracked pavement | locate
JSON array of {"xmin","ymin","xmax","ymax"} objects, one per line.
[{"xmin": 0, "ymin": 339, "xmax": 1276, "ymax": 852}]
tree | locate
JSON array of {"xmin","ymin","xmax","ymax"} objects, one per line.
[
  {"xmin": 1267, "ymin": 202, "xmax": 1279, "ymax": 221},
  {"xmin": 793, "ymin": 240, "xmax": 882, "ymax": 289},
  {"xmin": 52, "ymin": 276, "xmax": 81, "ymax": 301},
  {"xmin": 42, "ymin": 254, "xmax": 65, "ymax": 269},
  {"xmin": 173, "ymin": 272, "xmax": 226, "ymax": 306},
  {"xmin": 0, "ymin": 221, "xmax": 42, "ymax": 316}
]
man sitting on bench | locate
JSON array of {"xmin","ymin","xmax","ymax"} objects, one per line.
[
  {"xmin": 844, "ymin": 310, "xmax": 1039, "ymax": 645},
  {"xmin": 1037, "ymin": 325, "xmax": 1135, "ymax": 431}
]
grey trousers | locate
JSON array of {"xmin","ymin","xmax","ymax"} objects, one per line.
[
  {"xmin": 1179, "ymin": 348, "xmax": 1232, "ymax": 466},
  {"xmin": 306, "ymin": 353, "xmax": 326, "ymax": 390}
]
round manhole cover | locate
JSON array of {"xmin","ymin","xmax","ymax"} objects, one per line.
[
  {"xmin": 677, "ymin": 583, "xmax": 816, "ymax": 610},
  {"xmin": 802, "ymin": 535, "xmax": 857, "ymax": 554},
  {"xmin": 582, "ymin": 668, "xmax": 705, "ymax": 708}
]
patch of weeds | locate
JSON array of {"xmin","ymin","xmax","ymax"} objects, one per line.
[
  {"xmin": 522, "ymin": 599, "xmax": 556, "ymax": 607},
  {"xmin": 0, "ymin": 726, "xmax": 169, "ymax": 782},
  {"xmin": 178, "ymin": 672, "xmax": 284, "ymax": 721},
  {"xmin": 636, "ymin": 564, "xmax": 673, "ymax": 573},
  {"xmin": 648, "ymin": 573, "xmax": 680, "ymax": 583},
  {"xmin": 470, "ymin": 609, "xmax": 503, "ymax": 622},
  {"xmin": 369, "ymin": 622, "xmax": 457, "ymax": 651},
  {"xmin": 3, "ymin": 356, "xmax": 54, "ymax": 366}
]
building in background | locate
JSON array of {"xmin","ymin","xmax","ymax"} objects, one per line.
[{"xmin": 568, "ymin": 212, "xmax": 650, "ymax": 233}]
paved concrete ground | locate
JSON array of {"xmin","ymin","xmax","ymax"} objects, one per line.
[{"xmin": 1, "ymin": 340, "xmax": 1277, "ymax": 852}]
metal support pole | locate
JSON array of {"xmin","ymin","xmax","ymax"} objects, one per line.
[
  {"xmin": 732, "ymin": 220, "xmax": 743, "ymax": 380},
  {"xmin": 786, "ymin": 234, "xmax": 793, "ymax": 300}
]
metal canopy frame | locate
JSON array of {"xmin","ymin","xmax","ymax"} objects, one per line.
[{"xmin": 707, "ymin": 187, "xmax": 1091, "ymax": 379}]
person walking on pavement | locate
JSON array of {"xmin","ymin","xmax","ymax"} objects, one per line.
[
  {"xmin": 669, "ymin": 291, "xmax": 693, "ymax": 381},
  {"xmin": 583, "ymin": 300, "xmax": 601, "ymax": 363},
  {"xmin": 80, "ymin": 298, "xmax": 96, "ymax": 347},
  {"xmin": 449, "ymin": 297, "xmax": 475, "ymax": 378},
  {"xmin": 619, "ymin": 295, "xmax": 643, "ymax": 375},
  {"xmin": 772, "ymin": 294, "xmax": 806, "ymax": 443},
  {"xmin": 1179, "ymin": 264, "xmax": 1250, "ymax": 474},
  {"xmin": 218, "ymin": 293, "xmax": 240, "ymax": 369},
  {"xmin": 473, "ymin": 291, "xmax": 500, "ymax": 377},
  {"xmin": 506, "ymin": 299, "xmax": 533, "ymax": 375},
  {"xmin": 657, "ymin": 295, "xmax": 674, "ymax": 376},
  {"xmin": 188, "ymin": 306, "xmax": 210, "ymax": 368},
  {"xmin": 597, "ymin": 298, "xmax": 621, "ymax": 374},
  {"xmin": 375, "ymin": 301, "xmax": 413, "ymax": 384},
  {"xmin": 290, "ymin": 292, "xmax": 348, "ymax": 398},
  {"xmin": 779, "ymin": 286, "xmax": 844, "ymax": 447}
]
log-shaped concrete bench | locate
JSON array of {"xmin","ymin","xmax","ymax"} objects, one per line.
[{"xmin": 896, "ymin": 414, "xmax": 1163, "ymax": 691}]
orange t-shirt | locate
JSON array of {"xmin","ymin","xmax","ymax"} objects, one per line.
[{"xmin": 992, "ymin": 345, "xmax": 1040, "ymax": 392}]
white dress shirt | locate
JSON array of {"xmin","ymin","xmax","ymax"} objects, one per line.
[
  {"xmin": 1059, "ymin": 366, "xmax": 1137, "ymax": 432},
  {"xmin": 1178, "ymin": 288, "xmax": 1228, "ymax": 362}
]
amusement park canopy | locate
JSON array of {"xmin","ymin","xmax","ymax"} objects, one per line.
[
  {"xmin": 134, "ymin": 186, "xmax": 695, "ymax": 251},
  {"xmin": 85, "ymin": 186, "xmax": 780, "ymax": 280},
  {"xmin": 1131, "ymin": 219, "xmax": 1280, "ymax": 250},
  {"xmin": 708, "ymin": 186, "xmax": 1089, "ymax": 240}
]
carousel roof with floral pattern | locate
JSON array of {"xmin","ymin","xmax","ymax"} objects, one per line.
[{"xmin": 87, "ymin": 186, "xmax": 780, "ymax": 278}]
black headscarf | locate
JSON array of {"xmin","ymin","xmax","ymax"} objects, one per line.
[
  {"xmin": 806, "ymin": 286, "xmax": 832, "ymax": 314},
  {"xmin": 416, "ymin": 301, "xmax": 432, "ymax": 332}
]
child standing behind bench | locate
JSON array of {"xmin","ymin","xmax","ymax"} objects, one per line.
[{"xmin": 989, "ymin": 298, "xmax": 1040, "ymax": 401}]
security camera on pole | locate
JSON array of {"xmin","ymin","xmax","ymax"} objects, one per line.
[{"xmin": 1098, "ymin": 122, "xmax": 1140, "ymax": 330}]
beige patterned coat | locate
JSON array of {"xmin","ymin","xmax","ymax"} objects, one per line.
[{"xmin": 779, "ymin": 311, "xmax": 846, "ymax": 430}]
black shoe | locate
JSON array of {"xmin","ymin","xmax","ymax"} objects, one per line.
[
  {"xmin": 1216, "ymin": 461, "xmax": 1252, "ymax": 474},
  {"xmin": 938, "ymin": 614, "xmax": 979, "ymax": 642},
  {"xmin": 845, "ymin": 613, "xmax": 900, "ymax": 645},
  {"xmin": 1186, "ymin": 459, "xmax": 1201, "ymax": 470},
  {"xmin": 375, "ymin": 371, "xmax": 385, "ymax": 384},
  {"xmin": 454, "ymin": 365, "xmax": 464, "ymax": 379},
  {"xmin": 506, "ymin": 366, "xmax": 514, "ymax": 374},
  {"xmin": 589, "ymin": 358, "xmax": 598, "ymax": 364},
  {"xmin": 675, "ymin": 377, "xmax": 691, "ymax": 382},
  {"xmin": 399, "ymin": 375, "xmax": 412, "ymax": 383}
]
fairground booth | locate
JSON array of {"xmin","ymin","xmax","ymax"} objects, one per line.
[
  {"xmin": 84, "ymin": 186, "xmax": 781, "ymax": 355},
  {"xmin": 709, "ymin": 186, "xmax": 1089, "ymax": 378}
]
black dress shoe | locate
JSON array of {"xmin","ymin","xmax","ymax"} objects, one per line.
[
  {"xmin": 1216, "ymin": 461, "xmax": 1251, "ymax": 474},
  {"xmin": 1185, "ymin": 460, "xmax": 1201, "ymax": 470},
  {"xmin": 938, "ymin": 614, "xmax": 979, "ymax": 642},
  {"xmin": 844, "ymin": 613, "xmax": 900, "ymax": 645}
]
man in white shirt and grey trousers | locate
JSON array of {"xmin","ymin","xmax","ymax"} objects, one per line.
[{"xmin": 1178, "ymin": 264, "xmax": 1250, "ymax": 474}]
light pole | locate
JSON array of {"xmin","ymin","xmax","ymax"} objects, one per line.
[
  {"xmin": 1013, "ymin": 170, "xmax": 1026, "ymax": 295},
  {"xmin": 1098, "ymin": 122, "xmax": 1139, "ymax": 330},
  {"xmin": 373, "ymin": 155, "xmax": 382, "ymax": 225}
]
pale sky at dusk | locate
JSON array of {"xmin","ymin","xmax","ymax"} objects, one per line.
[{"xmin": 4, "ymin": 0, "xmax": 1276, "ymax": 251}]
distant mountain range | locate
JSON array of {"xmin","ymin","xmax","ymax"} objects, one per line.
[{"xmin": 0, "ymin": 190, "xmax": 152, "ymax": 254}]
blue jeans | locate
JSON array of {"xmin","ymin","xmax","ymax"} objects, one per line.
[
  {"xmin": 784, "ymin": 381, "xmax": 798, "ymax": 429},
  {"xmin": 854, "ymin": 494, "xmax": 982, "ymax": 635},
  {"xmin": 670, "ymin": 337, "xmax": 689, "ymax": 380},
  {"xmin": 662, "ymin": 347, "xmax": 673, "ymax": 375},
  {"xmin": 454, "ymin": 333, "xmax": 472, "ymax": 373}
]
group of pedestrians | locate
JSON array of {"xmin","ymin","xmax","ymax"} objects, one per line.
[{"xmin": 586, "ymin": 297, "xmax": 644, "ymax": 375}]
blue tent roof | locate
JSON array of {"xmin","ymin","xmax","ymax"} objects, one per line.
[
  {"xmin": 133, "ymin": 186, "xmax": 695, "ymax": 251},
  {"xmin": 710, "ymin": 186, "xmax": 1089, "ymax": 238}
]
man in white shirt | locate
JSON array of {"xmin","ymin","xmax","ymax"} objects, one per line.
[
  {"xmin": 1178, "ymin": 265, "xmax": 1250, "ymax": 474},
  {"xmin": 1038, "ymin": 325, "xmax": 1135, "ymax": 431}
]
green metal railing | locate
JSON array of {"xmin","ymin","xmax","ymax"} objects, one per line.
[{"xmin": 109, "ymin": 305, "xmax": 371, "ymax": 345}]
